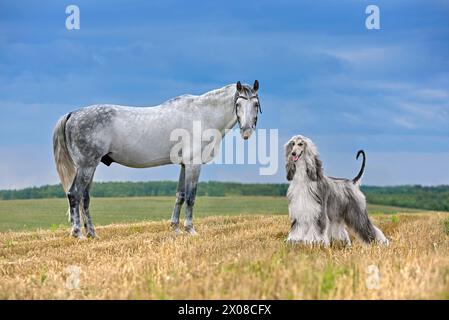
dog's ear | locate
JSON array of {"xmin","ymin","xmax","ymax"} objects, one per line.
[
  {"xmin": 305, "ymin": 161, "xmax": 316, "ymax": 181},
  {"xmin": 286, "ymin": 162, "xmax": 296, "ymax": 181},
  {"xmin": 306, "ymin": 155, "xmax": 323, "ymax": 181},
  {"xmin": 304, "ymin": 139, "xmax": 323, "ymax": 181},
  {"xmin": 285, "ymin": 140, "xmax": 293, "ymax": 159},
  {"xmin": 285, "ymin": 140, "xmax": 295, "ymax": 181}
]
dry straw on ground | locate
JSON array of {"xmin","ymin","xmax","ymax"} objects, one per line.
[{"xmin": 1, "ymin": 213, "xmax": 448, "ymax": 299}]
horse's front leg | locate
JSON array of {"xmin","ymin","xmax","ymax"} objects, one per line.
[
  {"xmin": 170, "ymin": 164, "xmax": 185, "ymax": 235},
  {"xmin": 184, "ymin": 164, "xmax": 201, "ymax": 235}
]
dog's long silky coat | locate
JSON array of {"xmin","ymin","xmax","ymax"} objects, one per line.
[{"xmin": 285, "ymin": 135, "xmax": 389, "ymax": 246}]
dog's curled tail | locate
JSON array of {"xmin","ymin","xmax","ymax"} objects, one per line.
[{"xmin": 352, "ymin": 150, "xmax": 366, "ymax": 184}]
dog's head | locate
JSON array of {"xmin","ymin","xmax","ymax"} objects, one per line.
[{"xmin": 285, "ymin": 135, "xmax": 323, "ymax": 181}]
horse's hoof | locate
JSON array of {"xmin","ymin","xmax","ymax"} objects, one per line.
[
  {"xmin": 86, "ymin": 230, "xmax": 97, "ymax": 239},
  {"xmin": 172, "ymin": 226, "xmax": 182, "ymax": 236},
  {"xmin": 185, "ymin": 226, "xmax": 198, "ymax": 236},
  {"xmin": 170, "ymin": 222, "xmax": 182, "ymax": 236},
  {"xmin": 70, "ymin": 228, "xmax": 84, "ymax": 239}
]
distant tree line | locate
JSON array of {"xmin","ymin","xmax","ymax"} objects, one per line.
[
  {"xmin": 0, "ymin": 181, "xmax": 288, "ymax": 199},
  {"xmin": 0, "ymin": 182, "xmax": 448, "ymax": 212},
  {"xmin": 362, "ymin": 185, "xmax": 449, "ymax": 212}
]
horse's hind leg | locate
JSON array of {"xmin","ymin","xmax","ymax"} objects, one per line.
[
  {"xmin": 170, "ymin": 164, "xmax": 185, "ymax": 235},
  {"xmin": 82, "ymin": 179, "xmax": 96, "ymax": 238},
  {"xmin": 68, "ymin": 166, "xmax": 96, "ymax": 238},
  {"xmin": 184, "ymin": 164, "xmax": 201, "ymax": 235}
]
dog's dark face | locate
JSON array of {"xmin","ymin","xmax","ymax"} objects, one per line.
[
  {"xmin": 285, "ymin": 135, "xmax": 322, "ymax": 182},
  {"xmin": 286, "ymin": 136, "xmax": 306, "ymax": 163},
  {"xmin": 285, "ymin": 136, "xmax": 307, "ymax": 181}
]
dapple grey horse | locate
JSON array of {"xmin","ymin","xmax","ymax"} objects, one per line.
[{"xmin": 53, "ymin": 81, "xmax": 261, "ymax": 238}]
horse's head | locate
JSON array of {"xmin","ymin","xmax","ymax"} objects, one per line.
[{"xmin": 234, "ymin": 80, "xmax": 261, "ymax": 140}]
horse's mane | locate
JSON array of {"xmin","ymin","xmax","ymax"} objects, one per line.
[
  {"xmin": 161, "ymin": 94, "xmax": 196, "ymax": 106},
  {"xmin": 161, "ymin": 84, "xmax": 238, "ymax": 106}
]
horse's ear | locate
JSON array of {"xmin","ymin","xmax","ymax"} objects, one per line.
[
  {"xmin": 236, "ymin": 81, "xmax": 242, "ymax": 92},
  {"xmin": 253, "ymin": 80, "xmax": 259, "ymax": 92}
]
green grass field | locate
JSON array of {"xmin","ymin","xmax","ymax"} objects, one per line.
[{"xmin": 0, "ymin": 196, "xmax": 424, "ymax": 232}]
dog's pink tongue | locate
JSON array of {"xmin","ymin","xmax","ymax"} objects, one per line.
[{"xmin": 292, "ymin": 155, "xmax": 299, "ymax": 162}]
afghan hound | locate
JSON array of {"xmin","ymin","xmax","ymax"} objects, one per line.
[{"xmin": 285, "ymin": 135, "xmax": 389, "ymax": 246}]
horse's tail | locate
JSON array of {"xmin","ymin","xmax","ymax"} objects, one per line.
[
  {"xmin": 53, "ymin": 113, "xmax": 79, "ymax": 221},
  {"xmin": 53, "ymin": 113, "xmax": 75, "ymax": 193},
  {"xmin": 352, "ymin": 150, "xmax": 366, "ymax": 185}
]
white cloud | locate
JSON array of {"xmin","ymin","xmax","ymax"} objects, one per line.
[
  {"xmin": 329, "ymin": 46, "xmax": 400, "ymax": 66},
  {"xmin": 393, "ymin": 117, "xmax": 415, "ymax": 129},
  {"xmin": 415, "ymin": 88, "xmax": 449, "ymax": 99}
]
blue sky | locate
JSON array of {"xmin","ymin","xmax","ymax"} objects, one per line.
[{"xmin": 0, "ymin": 0, "xmax": 448, "ymax": 189}]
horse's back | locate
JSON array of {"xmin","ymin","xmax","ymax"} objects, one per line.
[{"xmin": 65, "ymin": 104, "xmax": 180, "ymax": 168}]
